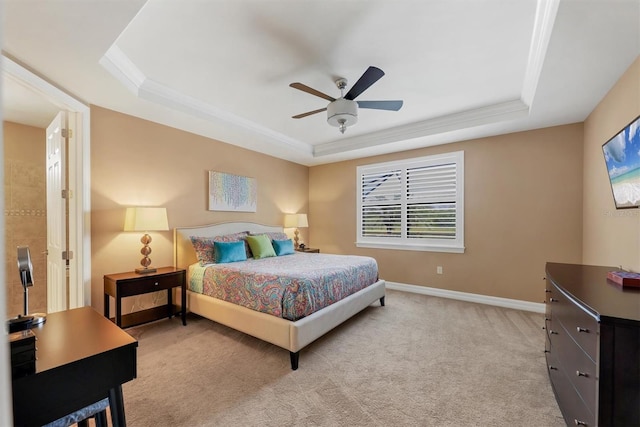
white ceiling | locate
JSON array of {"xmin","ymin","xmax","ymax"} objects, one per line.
[{"xmin": 2, "ymin": 0, "xmax": 639, "ymax": 166}]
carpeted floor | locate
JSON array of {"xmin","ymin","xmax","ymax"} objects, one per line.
[{"xmin": 121, "ymin": 289, "xmax": 564, "ymax": 426}]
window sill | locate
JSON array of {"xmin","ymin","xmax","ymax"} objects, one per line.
[{"xmin": 355, "ymin": 242, "xmax": 465, "ymax": 253}]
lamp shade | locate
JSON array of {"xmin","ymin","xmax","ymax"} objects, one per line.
[
  {"xmin": 284, "ymin": 213, "xmax": 308, "ymax": 228},
  {"xmin": 124, "ymin": 207, "xmax": 169, "ymax": 232}
]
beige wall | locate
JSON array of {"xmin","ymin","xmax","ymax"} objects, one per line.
[
  {"xmin": 90, "ymin": 107, "xmax": 309, "ymax": 314},
  {"xmin": 583, "ymin": 56, "xmax": 640, "ymax": 270},
  {"xmin": 3, "ymin": 121, "xmax": 47, "ymax": 317},
  {"xmin": 310, "ymin": 124, "xmax": 584, "ymax": 303},
  {"xmin": 3, "ymin": 122, "xmax": 47, "ymax": 316}
]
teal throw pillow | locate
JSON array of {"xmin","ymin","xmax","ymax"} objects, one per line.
[
  {"xmin": 246, "ymin": 234, "xmax": 276, "ymax": 259},
  {"xmin": 272, "ymin": 239, "xmax": 294, "ymax": 256},
  {"xmin": 214, "ymin": 240, "xmax": 248, "ymax": 263}
]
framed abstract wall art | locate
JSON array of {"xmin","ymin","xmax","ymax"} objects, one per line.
[{"xmin": 208, "ymin": 171, "xmax": 257, "ymax": 212}]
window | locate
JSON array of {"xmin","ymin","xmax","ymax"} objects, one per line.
[{"xmin": 356, "ymin": 151, "xmax": 464, "ymax": 253}]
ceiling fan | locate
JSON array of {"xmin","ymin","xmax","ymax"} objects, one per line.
[{"xmin": 289, "ymin": 66, "xmax": 403, "ymax": 134}]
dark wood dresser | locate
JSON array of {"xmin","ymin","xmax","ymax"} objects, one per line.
[{"xmin": 545, "ymin": 262, "xmax": 640, "ymax": 426}]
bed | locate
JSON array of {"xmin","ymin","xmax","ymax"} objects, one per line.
[{"xmin": 174, "ymin": 222, "xmax": 385, "ymax": 370}]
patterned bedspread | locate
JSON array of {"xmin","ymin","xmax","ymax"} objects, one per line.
[{"xmin": 188, "ymin": 252, "xmax": 378, "ymax": 321}]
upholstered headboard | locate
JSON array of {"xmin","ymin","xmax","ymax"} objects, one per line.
[{"xmin": 173, "ymin": 222, "xmax": 283, "ymax": 269}]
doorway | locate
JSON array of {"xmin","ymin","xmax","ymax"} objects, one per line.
[{"xmin": 2, "ymin": 54, "xmax": 91, "ymax": 312}]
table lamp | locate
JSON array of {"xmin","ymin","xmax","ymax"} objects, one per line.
[
  {"xmin": 124, "ymin": 207, "xmax": 169, "ymax": 274},
  {"xmin": 284, "ymin": 213, "xmax": 308, "ymax": 249}
]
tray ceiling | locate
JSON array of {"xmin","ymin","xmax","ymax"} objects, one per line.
[{"xmin": 3, "ymin": 0, "xmax": 639, "ymax": 165}]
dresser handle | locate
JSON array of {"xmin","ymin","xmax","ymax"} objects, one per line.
[
  {"xmin": 576, "ymin": 327, "xmax": 589, "ymax": 333},
  {"xmin": 544, "ymin": 289, "xmax": 551, "ymax": 293},
  {"xmin": 549, "ymin": 330, "xmax": 558, "ymax": 335},
  {"xmin": 576, "ymin": 371, "xmax": 589, "ymax": 378},
  {"xmin": 549, "ymin": 298, "xmax": 558, "ymax": 303},
  {"xmin": 549, "ymin": 365, "xmax": 558, "ymax": 370},
  {"xmin": 574, "ymin": 420, "xmax": 588, "ymax": 426}
]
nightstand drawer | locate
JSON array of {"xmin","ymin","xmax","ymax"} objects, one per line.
[{"xmin": 117, "ymin": 273, "xmax": 182, "ymax": 297}]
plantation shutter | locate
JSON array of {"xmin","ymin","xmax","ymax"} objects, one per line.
[
  {"xmin": 356, "ymin": 151, "xmax": 464, "ymax": 253},
  {"xmin": 406, "ymin": 163, "xmax": 457, "ymax": 239},
  {"xmin": 360, "ymin": 170, "xmax": 402, "ymax": 237}
]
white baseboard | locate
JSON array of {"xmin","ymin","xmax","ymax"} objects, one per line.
[{"xmin": 385, "ymin": 281, "xmax": 545, "ymax": 314}]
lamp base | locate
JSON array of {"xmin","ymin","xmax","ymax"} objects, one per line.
[{"xmin": 135, "ymin": 267, "xmax": 157, "ymax": 274}]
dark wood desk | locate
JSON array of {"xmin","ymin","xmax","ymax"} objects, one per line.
[{"xmin": 11, "ymin": 307, "xmax": 138, "ymax": 427}]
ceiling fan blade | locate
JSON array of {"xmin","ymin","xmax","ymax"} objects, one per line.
[
  {"xmin": 292, "ymin": 107, "xmax": 327, "ymax": 119},
  {"xmin": 357, "ymin": 100, "xmax": 403, "ymax": 111},
  {"xmin": 344, "ymin": 66, "xmax": 385, "ymax": 100},
  {"xmin": 289, "ymin": 83, "xmax": 335, "ymax": 102}
]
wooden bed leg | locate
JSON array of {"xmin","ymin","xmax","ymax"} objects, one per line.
[
  {"xmin": 380, "ymin": 296, "xmax": 385, "ymax": 306},
  {"xmin": 290, "ymin": 351, "xmax": 299, "ymax": 370}
]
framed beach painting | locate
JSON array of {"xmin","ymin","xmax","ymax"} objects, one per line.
[
  {"xmin": 602, "ymin": 115, "xmax": 640, "ymax": 209},
  {"xmin": 208, "ymin": 171, "xmax": 257, "ymax": 212}
]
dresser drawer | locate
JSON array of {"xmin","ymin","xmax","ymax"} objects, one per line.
[
  {"xmin": 547, "ymin": 347, "xmax": 595, "ymax": 427},
  {"xmin": 547, "ymin": 360, "xmax": 596, "ymax": 426},
  {"xmin": 554, "ymin": 322, "xmax": 597, "ymax": 412},
  {"xmin": 548, "ymin": 281, "xmax": 598, "ymax": 360},
  {"xmin": 545, "ymin": 285, "xmax": 553, "ymax": 320},
  {"xmin": 117, "ymin": 273, "xmax": 183, "ymax": 297}
]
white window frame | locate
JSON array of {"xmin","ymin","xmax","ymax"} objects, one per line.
[{"xmin": 356, "ymin": 151, "xmax": 465, "ymax": 253}]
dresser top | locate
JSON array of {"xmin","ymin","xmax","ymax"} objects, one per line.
[{"xmin": 546, "ymin": 262, "xmax": 640, "ymax": 323}]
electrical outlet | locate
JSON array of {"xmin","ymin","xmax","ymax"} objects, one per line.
[{"xmin": 437, "ymin": 266, "xmax": 443, "ymax": 275}]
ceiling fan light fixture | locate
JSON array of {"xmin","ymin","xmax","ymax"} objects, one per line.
[{"xmin": 327, "ymin": 98, "xmax": 358, "ymax": 133}]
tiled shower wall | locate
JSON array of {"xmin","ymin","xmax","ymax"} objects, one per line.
[{"xmin": 4, "ymin": 121, "xmax": 47, "ymax": 317}]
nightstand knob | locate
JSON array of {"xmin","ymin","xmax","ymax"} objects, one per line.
[{"xmin": 154, "ymin": 282, "xmax": 159, "ymax": 286}]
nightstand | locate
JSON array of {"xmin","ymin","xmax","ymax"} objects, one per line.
[
  {"xmin": 296, "ymin": 247, "xmax": 319, "ymax": 253},
  {"xmin": 104, "ymin": 267, "xmax": 186, "ymax": 328}
]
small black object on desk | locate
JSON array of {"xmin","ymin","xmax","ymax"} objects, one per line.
[{"xmin": 9, "ymin": 329, "xmax": 36, "ymax": 379}]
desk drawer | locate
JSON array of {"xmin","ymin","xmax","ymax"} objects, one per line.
[
  {"xmin": 118, "ymin": 273, "xmax": 183, "ymax": 297},
  {"xmin": 548, "ymin": 281, "xmax": 598, "ymax": 360}
]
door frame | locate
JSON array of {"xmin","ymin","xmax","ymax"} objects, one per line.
[{"xmin": 2, "ymin": 54, "xmax": 91, "ymax": 308}]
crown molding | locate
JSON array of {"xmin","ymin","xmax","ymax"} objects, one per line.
[
  {"xmin": 522, "ymin": 0, "xmax": 560, "ymax": 105},
  {"xmin": 100, "ymin": 45, "xmax": 311, "ymax": 155},
  {"xmin": 314, "ymin": 98, "xmax": 530, "ymax": 157},
  {"xmin": 99, "ymin": 45, "xmax": 145, "ymax": 96}
]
